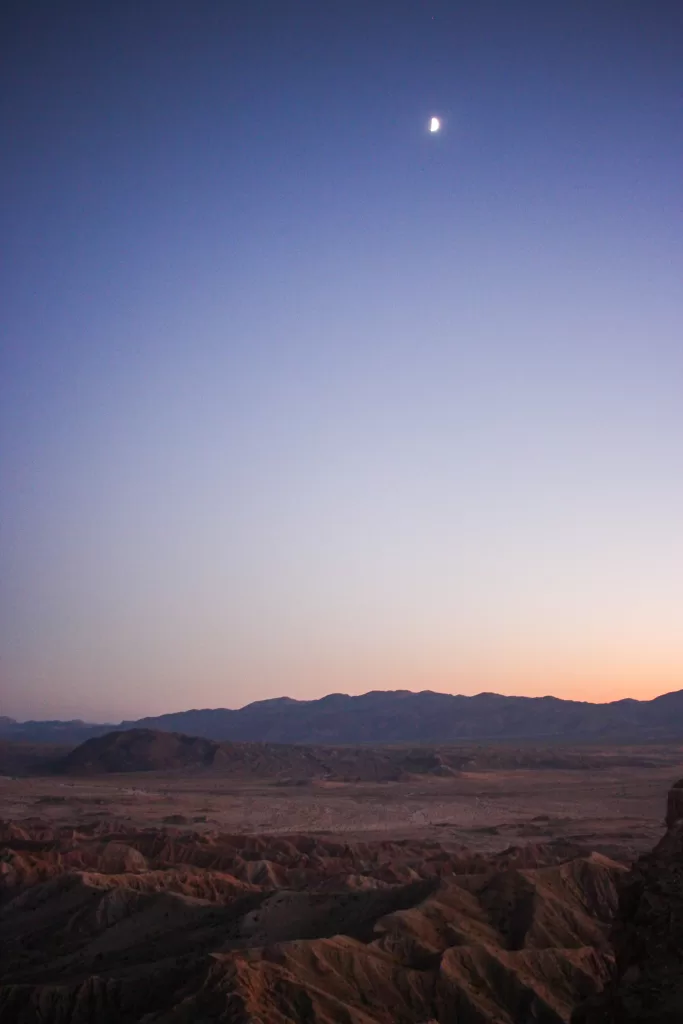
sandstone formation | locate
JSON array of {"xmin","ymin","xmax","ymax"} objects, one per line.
[{"xmin": 0, "ymin": 818, "xmax": 625, "ymax": 1023}]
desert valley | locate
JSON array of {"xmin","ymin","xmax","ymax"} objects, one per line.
[
  {"xmin": 5, "ymin": 1, "xmax": 681, "ymax": 1020},
  {"xmin": 2, "ymin": 714, "xmax": 683, "ymax": 1022}
]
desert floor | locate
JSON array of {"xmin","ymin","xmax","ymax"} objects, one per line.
[{"xmin": 3, "ymin": 744, "xmax": 682, "ymax": 860}]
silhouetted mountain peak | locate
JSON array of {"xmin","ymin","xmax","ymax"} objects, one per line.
[{"xmin": 3, "ymin": 687, "xmax": 683, "ymax": 746}]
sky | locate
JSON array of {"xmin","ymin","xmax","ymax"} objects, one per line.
[{"xmin": 1, "ymin": 0, "xmax": 682, "ymax": 721}]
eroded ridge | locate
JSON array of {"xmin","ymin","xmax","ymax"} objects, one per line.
[{"xmin": 0, "ymin": 818, "xmax": 626, "ymax": 1023}]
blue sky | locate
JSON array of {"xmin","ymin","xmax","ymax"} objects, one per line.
[{"xmin": 2, "ymin": 0, "xmax": 682, "ymax": 719}]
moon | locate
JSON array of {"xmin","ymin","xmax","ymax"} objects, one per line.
[{"xmin": 429, "ymin": 116, "xmax": 441, "ymax": 133}]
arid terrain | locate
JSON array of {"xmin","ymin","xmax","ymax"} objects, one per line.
[
  {"xmin": 2, "ymin": 738, "xmax": 683, "ymax": 1022},
  {"xmin": 2, "ymin": 738, "xmax": 681, "ymax": 857}
]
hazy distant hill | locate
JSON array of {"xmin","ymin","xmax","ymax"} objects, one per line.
[
  {"xmin": 0, "ymin": 719, "xmax": 113, "ymax": 746},
  {"xmin": 3, "ymin": 687, "xmax": 683, "ymax": 746},
  {"xmin": 56, "ymin": 728, "xmax": 473, "ymax": 779}
]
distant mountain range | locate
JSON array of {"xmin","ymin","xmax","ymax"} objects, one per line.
[{"xmin": 3, "ymin": 687, "xmax": 683, "ymax": 747}]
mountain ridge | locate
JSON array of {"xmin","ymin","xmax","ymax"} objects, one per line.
[{"xmin": 3, "ymin": 686, "xmax": 683, "ymax": 746}]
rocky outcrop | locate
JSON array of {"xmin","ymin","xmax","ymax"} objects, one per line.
[
  {"xmin": 665, "ymin": 778, "xmax": 683, "ymax": 828},
  {"xmin": 573, "ymin": 779, "xmax": 683, "ymax": 1023}
]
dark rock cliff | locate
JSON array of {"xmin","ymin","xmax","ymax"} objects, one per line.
[{"xmin": 573, "ymin": 779, "xmax": 683, "ymax": 1023}]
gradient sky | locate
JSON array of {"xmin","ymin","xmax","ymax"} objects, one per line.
[{"xmin": 2, "ymin": 0, "xmax": 682, "ymax": 721}]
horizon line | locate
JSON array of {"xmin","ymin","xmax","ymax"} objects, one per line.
[{"xmin": 5, "ymin": 684, "xmax": 681, "ymax": 726}]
